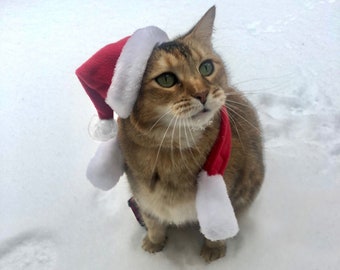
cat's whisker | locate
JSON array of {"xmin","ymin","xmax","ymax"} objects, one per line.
[
  {"xmin": 170, "ymin": 116, "xmax": 180, "ymax": 166},
  {"xmin": 241, "ymin": 87, "xmax": 284, "ymax": 95},
  {"xmin": 226, "ymin": 99, "xmax": 253, "ymax": 109},
  {"xmin": 178, "ymin": 119, "xmax": 196, "ymax": 176},
  {"xmin": 176, "ymin": 107, "xmax": 194, "ymax": 148},
  {"xmin": 231, "ymin": 72, "xmax": 294, "ymax": 87},
  {"xmin": 226, "ymin": 94, "xmax": 272, "ymax": 118},
  {"xmin": 147, "ymin": 109, "xmax": 172, "ymax": 134},
  {"xmin": 229, "ymin": 79, "xmax": 292, "ymax": 96},
  {"xmin": 182, "ymin": 121, "xmax": 202, "ymax": 170},
  {"xmin": 185, "ymin": 118, "xmax": 202, "ymax": 155},
  {"xmin": 178, "ymin": 118, "xmax": 182, "ymax": 150},
  {"xmin": 224, "ymin": 104, "xmax": 261, "ymax": 135},
  {"xmin": 182, "ymin": 119, "xmax": 192, "ymax": 149},
  {"xmin": 224, "ymin": 109, "xmax": 245, "ymax": 152},
  {"xmin": 225, "ymin": 91, "xmax": 266, "ymax": 97},
  {"xmin": 183, "ymin": 119, "xmax": 201, "ymax": 164},
  {"xmin": 224, "ymin": 104, "xmax": 253, "ymax": 131},
  {"xmin": 152, "ymin": 114, "xmax": 177, "ymax": 175}
]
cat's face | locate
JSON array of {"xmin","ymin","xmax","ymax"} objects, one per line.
[{"xmin": 132, "ymin": 7, "xmax": 228, "ymax": 131}]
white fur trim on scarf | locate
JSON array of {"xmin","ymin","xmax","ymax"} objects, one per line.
[
  {"xmin": 106, "ymin": 26, "xmax": 169, "ymax": 118},
  {"xmin": 86, "ymin": 137, "xmax": 124, "ymax": 190},
  {"xmin": 196, "ymin": 170, "xmax": 239, "ymax": 241}
]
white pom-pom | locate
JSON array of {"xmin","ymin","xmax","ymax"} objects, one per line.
[
  {"xmin": 86, "ymin": 137, "xmax": 124, "ymax": 190},
  {"xmin": 196, "ymin": 170, "xmax": 239, "ymax": 241},
  {"xmin": 88, "ymin": 115, "xmax": 118, "ymax": 141}
]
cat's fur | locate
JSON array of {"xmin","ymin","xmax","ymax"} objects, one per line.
[{"xmin": 118, "ymin": 6, "xmax": 264, "ymax": 262}]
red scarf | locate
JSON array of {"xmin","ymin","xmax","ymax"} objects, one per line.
[{"xmin": 203, "ymin": 106, "xmax": 232, "ymax": 176}]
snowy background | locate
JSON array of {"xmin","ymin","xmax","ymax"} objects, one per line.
[{"xmin": 1, "ymin": 0, "xmax": 339, "ymax": 269}]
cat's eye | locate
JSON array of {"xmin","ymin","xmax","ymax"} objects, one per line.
[
  {"xmin": 155, "ymin": 72, "xmax": 178, "ymax": 88},
  {"xmin": 199, "ymin": 60, "xmax": 214, "ymax": 77}
]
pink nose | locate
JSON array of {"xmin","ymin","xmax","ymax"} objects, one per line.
[{"xmin": 194, "ymin": 92, "xmax": 208, "ymax": 104}]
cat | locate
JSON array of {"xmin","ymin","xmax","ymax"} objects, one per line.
[{"xmin": 118, "ymin": 6, "xmax": 264, "ymax": 262}]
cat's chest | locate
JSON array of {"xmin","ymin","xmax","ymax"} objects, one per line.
[
  {"xmin": 137, "ymin": 182, "xmax": 198, "ymax": 225},
  {"xmin": 134, "ymin": 151, "xmax": 201, "ymax": 225},
  {"xmin": 120, "ymin": 120, "xmax": 219, "ymax": 225}
]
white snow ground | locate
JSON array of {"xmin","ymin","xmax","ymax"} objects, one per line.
[{"xmin": 0, "ymin": 0, "xmax": 339, "ymax": 269}]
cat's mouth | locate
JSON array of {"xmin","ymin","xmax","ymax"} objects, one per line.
[
  {"xmin": 187, "ymin": 107, "xmax": 215, "ymax": 130},
  {"xmin": 191, "ymin": 107, "xmax": 212, "ymax": 120}
]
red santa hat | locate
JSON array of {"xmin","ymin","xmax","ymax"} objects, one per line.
[
  {"xmin": 76, "ymin": 26, "xmax": 238, "ymax": 241},
  {"xmin": 76, "ymin": 26, "xmax": 169, "ymax": 141}
]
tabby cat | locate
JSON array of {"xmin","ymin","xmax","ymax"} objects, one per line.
[{"xmin": 118, "ymin": 6, "xmax": 264, "ymax": 262}]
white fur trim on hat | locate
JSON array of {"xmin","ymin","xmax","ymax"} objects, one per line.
[
  {"xmin": 88, "ymin": 115, "xmax": 118, "ymax": 141},
  {"xmin": 196, "ymin": 170, "xmax": 239, "ymax": 241},
  {"xmin": 86, "ymin": 137, "xmax": 124, "ymax": 190},
  {"xmin": 106, "ymin": 26, "xmax": 169, "ymax": 118}
]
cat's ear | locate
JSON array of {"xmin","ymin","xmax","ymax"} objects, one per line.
[{"xmin": 182, "ymin": 6, "xmax": 216, "ymax": 46}]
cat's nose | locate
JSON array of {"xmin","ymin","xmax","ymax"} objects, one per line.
[{"xmin": 194, "ymin": 92, "xmax": 208, "ymax": 104}]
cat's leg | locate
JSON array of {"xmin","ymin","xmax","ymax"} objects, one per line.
[
  {"xmin": 200, "ymin": 238, "xmax": 227, "ymax": 262},
  {"xmin": 142, "ymin": 213, "xmax": 167, "ymax": 253}
]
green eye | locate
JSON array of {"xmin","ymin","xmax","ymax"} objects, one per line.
[
  {"xmin": 155, "ymin": 72, "xmax": 178, "ymax": 88},
  {"xmin": 199, "ymin": 60, "xmax": 214, "ymax": 76}
]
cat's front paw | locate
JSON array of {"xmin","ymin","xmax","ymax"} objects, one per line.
[
  {"xmin": 200, "ymin": 239, "xmax": 226, "ymax": 262},
  {"xmin": 142, "ymin": 235, "xmax": 166, "ymax": 253}
]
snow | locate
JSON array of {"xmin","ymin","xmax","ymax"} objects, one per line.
[{"xmin": 0, "ymin": 0, "xmax": 339, "ymax": 269}]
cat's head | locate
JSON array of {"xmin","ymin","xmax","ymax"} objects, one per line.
[{"xmin": 131, "ymin": 6, "xmax": 228, "ymax": 132}]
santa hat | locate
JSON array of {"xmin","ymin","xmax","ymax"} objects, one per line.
[{"xmin": 76, "ymin": 26, "xmax": 238, "ymax": 241}]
